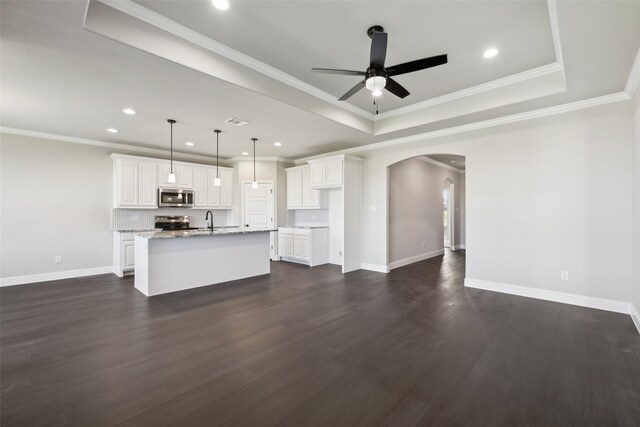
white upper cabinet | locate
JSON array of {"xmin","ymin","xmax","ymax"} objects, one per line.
[
  {"xmin": 308, "ymin": 157, "xmax": 343, "ymax": 189},
  {"xmin": 301, "ymin": 166, "xmax": 320, "ymax": 208},
  {"xmin": 286, "ymin": 165, "xmax": 322, "ymax": 210},
  {"xmin": 219, "ymin": 169, "xmax": 233, "ymax": 207},
  {"xmin": 138, "ymin": 161, "xmax": 158, "ymax": 207},
  {"xmin": 113, "ymin": 158, "xmax": 157, "ymax": 208},
  {"xmin": 112, "ymin": 154, "xmax": 233, "ymax": 209},
  {"xmin": 193, "ymin": 167, "xmax": 209, "ymax": 207},
  {"xmin": 192, "ymin": 166, "xmax": 232, "ymax": 209},
  {"xmin": 286, "ymin": 168, "xmax": 303, "ymax": 209},
  {"xmin": 158, "ymin": 163, "xmax": 193, "ymax": 189}
]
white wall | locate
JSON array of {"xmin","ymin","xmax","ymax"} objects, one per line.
[
  {"xmin": 632, "ymin": 90, "xmax": 640, "ymax": 315},
  {"xmin": 388, "ymin": 158, "xmax": 463, "ymax": 264},
  {"xmin": 1, "ymin": 133, "xmax": 113, "ymax": 278},
  {"xmin": 362, "ymin": 102, "xmax": 633, "ymax": 303}
]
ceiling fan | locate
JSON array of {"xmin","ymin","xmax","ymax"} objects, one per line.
[{"xmin": 312, "ymin": 25, "xmax": 448, "ymax": 101}]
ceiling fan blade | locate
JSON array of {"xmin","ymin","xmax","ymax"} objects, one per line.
[
  {"xmin": 370, "ymin": 31, "xmax": 388, "ymax": 67},
  {"xmin": 386, "ymin": 54, "xmax": 448, "ymax": 76},
  {"xmin": 339, "ymin": 80, "xmax": 366, "ymax": 101},
  {"xmin": 384, "ymin": 77, "xmax": 410, "ymax": 99},
  {"xmin": 312, "ymin": 68, "xmax": 366, "ymax": 76}
]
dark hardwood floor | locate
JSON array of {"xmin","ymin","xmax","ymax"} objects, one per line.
[{"xmin": 2, "ymin": 250, "xmax": 639, "ymax": 426}]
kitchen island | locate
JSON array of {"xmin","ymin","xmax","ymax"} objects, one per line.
[{"xmin": 134, "ymin": 229, "xmax": 272, "ymax": 296}]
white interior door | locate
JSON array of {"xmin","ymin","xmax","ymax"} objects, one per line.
[{"xmin": 243, "ymin": 182, "xmax": 275, "ymax": 230}]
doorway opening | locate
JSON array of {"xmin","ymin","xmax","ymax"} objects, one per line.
[{"xmin": 443, "ymin": 179, "xmax": 455, "ymax": 250}]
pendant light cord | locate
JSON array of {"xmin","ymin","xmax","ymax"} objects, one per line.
[
  {"xmin": 167, "ymin": 119, "xmax": 176, "ymax": 173},
  {"xmin": 252, "ymin": 138, "xmax": 257, "ymax": 183},
  {"xmin": 214, "ymin": 130, "xmax": 221, "ymax": 178}
]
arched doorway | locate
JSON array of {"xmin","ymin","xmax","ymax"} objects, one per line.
[{"xmin": 387, "ymin": 154, "xmax": 465, "ymax": 270}]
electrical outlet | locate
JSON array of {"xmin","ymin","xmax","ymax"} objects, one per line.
[
  {"xmin": 560, "ymin": 271, "xmax": 569, "ymax": 281},
  {"xmin": 338, "ymin": 251, "xmax": 342, "ymax": 258},
  {"xmin": 369, "ymin": 205, "xmax": 377, "ymax": 212},
  {"xmin": 55, "ymin": 256, "xmax": 62, "ymax": 264},
  {"xmin": 422, "ymin": 241, "xmax": 426, "ymax": 248}
]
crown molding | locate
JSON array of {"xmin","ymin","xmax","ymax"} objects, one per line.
[
  {"xmin": 547, "ymin": 0, "xmax": 565, "ymax": 67},
  {"xmin": 625, "ymin": 47, "xmax": 640, "ymax": 98},
  {"xmin": 374, "ymin": 63, "xmax": 563, "ymax": 121},
  {"xmin": 0, "ymin": 127, "xmax": 232, "ymax": 164},
  {"xmin": 418, "ymin": 156, "xmax": 465, "ymax": 173},
  {"xmin": 297, "ymin": 92, "xmax": 630, "ymax": 162},
  {"xmin": 227, "ymin": 156, "xmax": 295, "ymax": 163},
  {"xmin": 96, "ymin": 0, "xmax": 373, "ymax": 121}
]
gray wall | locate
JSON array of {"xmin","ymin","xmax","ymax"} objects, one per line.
[
  {"xmin": 0, "ymin": 133, "xmax": 113, "ymax": 277},
  {"xmin": 388, "ymin": 158, "xmax": 464, "ymax": 264},
  {"xmin": 361, "ymin": 101, "xmax": 633, "ymax": 303},
  {"xmin": 633, "ymin": 90, "xmax": 640, "ymax": 314}
]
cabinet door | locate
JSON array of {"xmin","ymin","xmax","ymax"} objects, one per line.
[
  {"xmin": 118, "ymin": 159, "xmax": 139, "ymax": 206},
  {"xmin": 278, "ymin": 234, "xmax": 288, "ymax": 257},
  {"xmin": 193, "ymin": 168, "xmax": 209, "ymax": 207},
  {"xmin": 293, "ymin": 235, "xmax": 310, "ymax": 261},
  {"xmin": 158, "ymin": 163, "xmax": 173, "ymax": 187},
  {"xmin": 123, "ymin": 242, "xmax": 135, "ymax": 270},
  {"xmin": 138, "ymin": 161, "xmax": 158, "ymax": 207},
  {"xmin": 286, "ymin": 169, "xmax": 302, "ymax": 209},
  {"xmin": 309, "ymin": 163, "xmax": 326, "ymax": 187},
  {"xmin": 301, "ymin": 166, "xmax": 319, "ymax": 208},
  {"xmin": 219, "ymin": 169, "xmax": 233, "ymax": 207},
  {"xmin": 325, "ymin": 159, "xmax": 343, "ymax": 186},
  {"xmin": 206, "ymin": 169, "xmax": 221, "ymax": 207},
  {"xmin": 176, "ymin": 165, "xmax": 193, "ymax": 189}
]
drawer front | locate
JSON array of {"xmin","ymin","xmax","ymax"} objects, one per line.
[
  {"xmin": 120, "ymin": 232, "xmax": 135, "ymax": 242},
  {"xmin": 293, "ymin": 228, "xmax": 310, "ymax": 237},
  {"xmin": 278, "ymin": 228, "xmax": 294, "ymax": 235}
]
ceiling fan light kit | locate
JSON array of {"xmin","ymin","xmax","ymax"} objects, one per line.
[{"xmin": 312, "ymin": 25, "xmax": 448, "ymax": 109}]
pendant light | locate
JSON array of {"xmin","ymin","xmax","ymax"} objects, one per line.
[
  {"xmin": 167, "ymin": 119, "xmax": 176, "ymax": 184},
  {"xmin": 251, "ymin": 137, "xmax": 258, "ymax": 189},
  {"xmin": 213, "ymin": 129, "xmax": 221, "ymax": 186}
]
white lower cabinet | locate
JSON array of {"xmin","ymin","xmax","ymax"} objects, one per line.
[
  {"xmin": 277, "ymin": 227, "xmax": 328, "ymax": 266},
  {"xmin": 113, "ymin": 232, "xmax": 136, "ymax": 277}
]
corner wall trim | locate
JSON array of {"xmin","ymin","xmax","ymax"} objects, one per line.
[
  {"xmin": 631, "ymin": 304, "xmax": 640, "ymax": 335},
  {"xmin": 389, "ymin": 249, "xmax": 444, "ymax": 271},
  {"xmin": 464, "ymin": 278, "xmax": 632, "ymax": 315},
  {"xmin": 0, "ymin": 266, "xmax": 114, "ymax": 287},
  {"xmin": 360, "ymin": 263, "xmax": 390, "ymax": 273}
]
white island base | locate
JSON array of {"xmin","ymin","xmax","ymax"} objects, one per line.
[{"xmin": 134, "ymin": 231, "xmax": 270, "ymax": 296}]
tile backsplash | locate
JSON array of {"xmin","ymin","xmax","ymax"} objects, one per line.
[{"xmin": 112, "ymin": 208, "xmax": 232, "ymax": 230}]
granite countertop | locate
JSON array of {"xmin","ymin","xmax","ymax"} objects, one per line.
[
  {"xmin": 113, "ymin": 228, "xmax": 161, "ymax": 232},
  {"xmin": 135, "ymin": 228, "xmax": 276, "ymax": 239},
  {"xmin": 280, "ymin": 225, "xmax": 330, "ymax": 229}
]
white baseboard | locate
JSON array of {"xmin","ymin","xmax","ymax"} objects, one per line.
[
  {"xmin": 455, "ymin": 244, "xmax": 466, "ymax": 250},
  {"xmin": 0, "ymin": 266, "xmax": 114, "ymax": 287},
  {"xmin": 631, "ymin": 304, "xmax": 640, "ymax": 335},
  {"xmin": 389, "ymin": 249, "xmax": 444, "ymax": 270},
  {"xmin": 360, "ymin": 263, "xmax": 390, "ymax": 273},
  {"xmin": 464, "ymin": 278, "xmax": 631, "ymax": 315}
]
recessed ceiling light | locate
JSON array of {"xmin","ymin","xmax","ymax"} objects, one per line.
[
  {"xmin": 185, "ymin": 141, "xmax": 195, "ymax": 146},
  {"xmin": 107, "ymin": 128, "xmax": 118, "ymax": 133},
  {"xmin": 274, "ymin": 142, "xmax": 282, "ymax": 147},
  {"xmin": 122, "ymin": 108, "xmax": 136, "ymax": 115},
  {"xmin": 242, "ymin": 151, "xmax": 249, "ymax": 156},
  {"xmin": 483, "ymin": 48, "xmax": 499, "ymax": 58},
  {"xmin": 211, "ymin": 0, "xmax": 229, "ymax": 10}
]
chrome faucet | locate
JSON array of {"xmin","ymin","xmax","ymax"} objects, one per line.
[{"xmin": 205, "ymin": 211, "xmax": 214, "ymax": 231}]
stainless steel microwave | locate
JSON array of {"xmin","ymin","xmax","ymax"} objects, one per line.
[{"xmin": 158, "ymin": 188, "xmax": 194, "ymax": 208}]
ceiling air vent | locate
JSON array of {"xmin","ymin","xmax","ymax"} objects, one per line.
[{"xmin": 224, "ymin": 117, "xmax": 249, "ymax": 127}]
